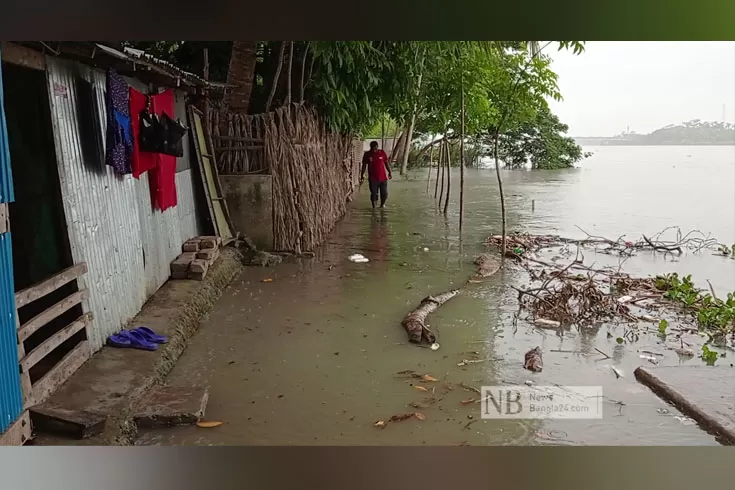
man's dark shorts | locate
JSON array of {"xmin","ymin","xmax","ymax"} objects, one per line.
[{"xmin": 369, "ymin": 180, "xmax": 388, "ymax": 202}]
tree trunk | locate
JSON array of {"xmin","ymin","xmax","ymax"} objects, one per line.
[
  {"xmin": 459, "ymin": 84, "xmax": 465, "ymax": 231},
  {"xmin": 426, "ymin": 144, "xmax": 434, "ymax": 193},
  {"xmin": 286, "ymin": 41, "xmax": 294, "ymax": 104},
  {"xmin": 395, "ymin": 121, "xmax": 411, "ymax": 165},
  {"xmin": 493, "ymin": 131, "xmax": 507, "ymax": 267},
  {"xmin": 299, "ymin": 42, "xmax": 310, "ymax": 103},
  {"xmin": 400, "ymin": 47, "xmax": 425, "ymax": 176},
  {"xmin": 401, "ymin": 290, "xmax": 459, "ymax": 344},
  {"xmin": 388, "ymin": 130, "xmax": 405, "ymax": 163},
  {"xmin": 265, "ymin": 41, "xmax": 287, "ymax": 113},
  {"xmin": 443, "ymin": 140, "xmax": 451, "ymax": 214},
  {"xmin": 381, "ymin": 118, "xmax": 386, "ymax": 151},
  {"xmin": 400, "ymin": 109, "xmax": 417, "ymax": 176},
  {"xmin": 225, "ymin": 41, "xmax": 258, "ymax": 113},
  {"xmin": 434, "ymin": 136, "xmax": 442, "ymax": 198},
  {"xmin": 416, "ymin": 136, "xmax": 449, "ymax": 161}
]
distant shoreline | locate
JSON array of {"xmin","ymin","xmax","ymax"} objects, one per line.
[{"xmin": 574, "ymin": 141, "xmax": 735, "ymax": 147}]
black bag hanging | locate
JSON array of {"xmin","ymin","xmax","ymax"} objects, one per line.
[
  {"xmin": 160, "ymin": 112, "xmax": 187, "ymax": 157},
  {"xmin": 138, "ymin": 95, "xmax": 166, "ymax": 154}
]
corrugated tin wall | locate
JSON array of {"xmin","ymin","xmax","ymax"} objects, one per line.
[
  {"xmin": 0, "ymin": 50, "xmax": 24, "ymax": 434},
  {"xmin": 45, "ymin": 56, "xmax": 203, "ymax": 352}
]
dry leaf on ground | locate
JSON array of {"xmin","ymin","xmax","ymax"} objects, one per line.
[
  {"xmin": 262, "ymin": 278, "xmax": 273, "ymax": 283},
  {"xmin": 389, "ymin": 413, "xmax": 416, "ymax": 422},
  {"xmin": 414, "ymin": 385, "xmax": 429, "ymax": 392},
  {"xmin": 197, "ymin": 421, "xmax": 224, "ymax": 428},
  {"xmin": 422, "ymin": 374, "xmax": 438, "ymax": 382},
  {"xmin": 413, "ymin": 412, "xmax": 426, "ymax": 421}
]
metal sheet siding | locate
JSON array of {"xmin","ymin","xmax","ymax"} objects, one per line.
[
  {"xmin": 0, "ymin": 46, "xmax": 14, "ymax": 203},
  {"xmin": 0, "ymin": 51, "xmax": 23, "ymax": 434},
  {"xmin": 46, "ymin": 57, "xmax": 146, "ymax": 351},
  {"xmin": 46, "ymin": 56, "xmax": 202, "ymax": 353}
]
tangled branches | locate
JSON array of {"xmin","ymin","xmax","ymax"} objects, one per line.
[
  {"xmin": 511, "ymin": 257, "xmax": 652, "ymax": 327},
  {"xmin": 486, "ymin": 226, "xmax": 724, "ymax": 258}
]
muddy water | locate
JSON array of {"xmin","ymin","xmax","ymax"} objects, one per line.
[{"xmin": 138, "ymin": 145, "xmax": 734, "ymax": 446}]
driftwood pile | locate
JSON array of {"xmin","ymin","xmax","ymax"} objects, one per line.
[{"xmin": 489, "ymin": 227, "xmax": 723, "ymax": 329}]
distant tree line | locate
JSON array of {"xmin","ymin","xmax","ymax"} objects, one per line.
[{"xmin": 609, "ymin": 120, "xmax": 735, "ymax": 145}]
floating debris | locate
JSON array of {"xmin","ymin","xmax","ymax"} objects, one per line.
[
  {"xmin": 524, "ymin": 347, "xmax": 543, "ymax": 372},
  {"xmin": 348, "ymin": 254, "xmax": 369, "ymax": 263},
  {"xmin": 534, "ymin": 318, "xmax": 561, "ymax": 329},
  {"xmin": 430, "ymin": 343, "xmax": 441, "ymax": 351}
]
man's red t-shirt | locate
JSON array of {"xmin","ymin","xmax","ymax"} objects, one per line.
[{"xmin": 363, "ymin": 149, "xmax": 389, "ymax": 182}]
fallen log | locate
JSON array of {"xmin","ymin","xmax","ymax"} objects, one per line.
[{"xmin": 402, "ymin": 290, "xmax": 459, "ymax": 344}]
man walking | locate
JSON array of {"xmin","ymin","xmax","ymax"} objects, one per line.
[{"xmin": 360, "ymin": 141, "xmax": 392, "ymax": 208}]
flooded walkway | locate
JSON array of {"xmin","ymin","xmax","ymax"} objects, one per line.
[{"xmin": 137, "ymin": 147, "xmax": 734, "ymax": 446}]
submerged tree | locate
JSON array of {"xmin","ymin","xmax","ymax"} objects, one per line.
[{"xmin": 498, "ymin": 105, "xmax": 589, "ymax": 169}]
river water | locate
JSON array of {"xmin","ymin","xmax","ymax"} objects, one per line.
[{"xmin": 138, "ymin": 145, "xmax": 735, "ymax": 446}]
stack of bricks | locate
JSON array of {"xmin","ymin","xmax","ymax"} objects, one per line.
[{"xmin": 170, "ymin": 236, "xmax": 223, "ymax": 281}]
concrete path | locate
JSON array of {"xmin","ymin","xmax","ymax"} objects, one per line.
[{"xmin": 634, "ymin": 366, "xmax": 735, "ymax": 444}]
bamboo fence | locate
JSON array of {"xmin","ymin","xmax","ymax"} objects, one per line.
[{"xmin": 209, "ymin": 104, "xmax": 360, "ymax": 253}]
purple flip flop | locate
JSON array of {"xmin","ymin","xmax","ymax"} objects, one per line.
[
  {"xmin": 107, "ymin": 333, "xmax": 132, "ymax": 348},
  {"xmin": 132, "ymin": 326, "xmax": 168, "ymax": 344},
  {"xmin": 119, "ymin": 329, "xmax": 158, "ymax": 351}
]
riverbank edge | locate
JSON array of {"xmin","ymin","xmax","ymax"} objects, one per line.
[{"xmin": 34, "ymin": 247, "xmax": 246, "ymax": 446}]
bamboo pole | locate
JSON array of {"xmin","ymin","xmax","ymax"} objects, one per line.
[
  {"xmin": 434, "ymin": 135, "xmax": 442, "ymax": 198},
  {"xmin": 443, "ymin": 139, "xmax": 451, "ymax": 214},
  {"xmin": 426, "ymin": 144, "xmax": 434, "ymax": 193},
  {"xmin": 493, "ymin": 130, "xmax": 507, "ymax": 266},
  {"xmin": 459, "ymin": 84, "xmax": 465, "ymax": 231},
  {"xmin": 438, "ymin": 140, "xmax": 446, "ymax": 205}
]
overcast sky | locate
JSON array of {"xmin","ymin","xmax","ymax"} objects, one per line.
[{"xmin": 547, "ymin": 41, "xmax": 735, "ymax": 137}]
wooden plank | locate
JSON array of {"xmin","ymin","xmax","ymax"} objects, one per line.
[
  {"xmin": 0, "ymin": 202, "xmax": 7, "ymax": 234},
  {"xmin": 20, "ymin": 313, "xmax": 92, "ymax": 372},
  {"xmin": 15, "ymin": 262, "xmax": 87, "ymax": 309},
  {"xmin": 16, "ymin": 314, "xmax": 32, "ymax": 407},
  {"xmin": 29, "ymin": 405, "xmax": 106, "ymax": 439},
  {"xmin": 27, "ymin": 340, "xmax": 91, "ymax": 408},
  {"xmin": 0, "ymin": 42, "xmax": 45, "ymax": 71},
  {"xmin": 188, "ymin": 105, "xmax": 219, "ymax": 237},
  {"xmin": 18, "ymin": 289, "xmax": 89, "ymax": 342},
  {"xmin": 0, "ymin": 411, "xmax": 32, "ymax": 446}
]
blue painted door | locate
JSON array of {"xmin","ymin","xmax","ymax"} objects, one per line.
[{"xmin": 0, "ymin": 47, "xmax": 24, "ymax": 434}]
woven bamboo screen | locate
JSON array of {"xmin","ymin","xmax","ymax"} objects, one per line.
[{"xmin": 209, "ymin": 104, "xmax": 361, "ymax": 253}]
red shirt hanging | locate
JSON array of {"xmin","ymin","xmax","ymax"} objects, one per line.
[{"xmin": 129, "ymin": 88, "xmax": 178, "ymax": 211}]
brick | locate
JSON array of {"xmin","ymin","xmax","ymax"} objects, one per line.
[
  {"xmin": 196, "ymin": 248, "xmax": 217, "ymax": 261},
  {"xmin": 182, "ymin": 240, "xmax": 201, "ymax": 253},
  {"xmin": 171, "ymin": 253, "xmax": 196, "ymax": 276},
  {"xmin": 189, "ymin": 259, "xmax": 209, "ymax": 274},
  {"xmin": 188, "ymin": 270, "xmax": 206, "ymax": 281},
  {"xmin": 200, "ymin": 236, "xmax": 218, "ymax": 249},
  {"xmin": 171, "ymin": 269, "xmax": 189, "ymax": 280}
]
